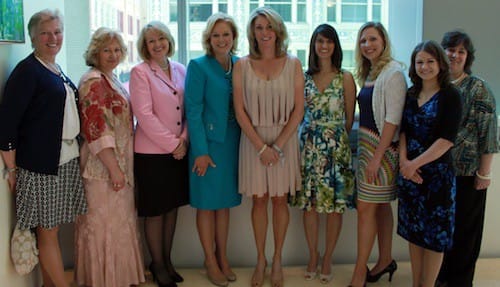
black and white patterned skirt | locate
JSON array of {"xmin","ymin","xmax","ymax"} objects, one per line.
[{"xmin": 15, "ymin": 158, "xmax": 87, "ymax": 229}]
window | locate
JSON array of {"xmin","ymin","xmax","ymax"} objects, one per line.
[
  {"xmin": 326, "ymin": 0, "xmax": 337, "ymax": 22},
  {"xmin": 267, "ymin": 0, "xmax": 292, "ymax": 22},
  {"xmin": 189, "ymin": 1, "xmax": 212, "ymax": 22},
  {"xmin": 117, "ymin": 11, "xmax": 124, "ymax": 32},
  {"xmin": 341, "ymin": 0, "xmax": 368, "ymax": 23},
  {"xmin": 372, "ymin": 0, "xmax": 382, "ymax": 22},
  {"xmin": 128, "ymin": 15, "xmax": 133, "ymax": 35}
]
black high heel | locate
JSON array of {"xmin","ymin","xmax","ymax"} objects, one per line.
[
  {"xmin": 366, "ymin": 260, "xmax": 397, "ymax": 282},
  {"xmin": 149, "ymin": 263, "xmax": 178, "ymax": 287},
  {"xmin": 169, "ymin": 270, "xmax": 184, "ymax": 283}
]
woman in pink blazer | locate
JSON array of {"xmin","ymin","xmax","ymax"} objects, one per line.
[{"xmin": 130, "ymin": 21, "xmax": 188, "ymax": 287}]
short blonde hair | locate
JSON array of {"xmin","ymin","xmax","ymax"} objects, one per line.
[
  {"xmin": 247, "ymin": 7, "xmax": 288, "ymax": 59},
  {"xmin": 84, "ymin": 27, "xmax": 127, "ymax": 67},
  {"xmin": 137, "ymin": 21, "xmax": 175, "ymax": 60},
  {"xmin": 202, "ymin": 13, "xmax": 238, "ymax": 56},
  {"xmin": 354, "ymin": 22, "xmax": 393, "ymax": 86},
  {"xmin": 27, "ymin": 9, "xmax": 63, "ymax": 48}
]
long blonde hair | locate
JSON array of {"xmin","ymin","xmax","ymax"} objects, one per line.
[
  {"xmin": 354, "ymin": 22, "xmax": 393, "ymax": 86},
  {"xmin": 247, "ymin": 7, "xmax": 288, "ymax": 59}
]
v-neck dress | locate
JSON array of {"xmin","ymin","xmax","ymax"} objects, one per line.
[
  {"xmin": 289, "ymin": 72, "xmax": 354, "ymax": 213},
  {"xmin": 397, "ymin": 88, "xmax": 461, "ymax": 252},
  {"xmin": 238, "ymin": 56, "xmax": 301, "ymax": 197}
]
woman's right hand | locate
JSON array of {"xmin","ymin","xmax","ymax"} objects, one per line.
[
  {"xmin": 192, "ymin": 155, "xmax": 216, "ymax": 176},
  {"xmin": 109, "ymin": 168, "xmax": 126, "ymax": 192},
  {"xmin": 259, "ymin": 146, "xmax": 279, "ymax": 167}
]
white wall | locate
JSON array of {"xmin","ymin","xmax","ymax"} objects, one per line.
[{"xmin": 1, "ymin": 2, "xmax": 499, "ymax": 286}]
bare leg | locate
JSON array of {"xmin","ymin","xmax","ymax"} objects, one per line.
[
  {"xmin": 421, "ymin": 249, "xmax": 444, "ymax": 287},
  {"xmin": 36, "ymin": 226, "xmax": 69, "ymax": 287},
  {"xmin": 214, "ymin": 208, "xmax": 235, "ymax": 279},
  {"xmin": 349, "ymin": 201, "xmax": 378, "ymax": 286},
  {"xmin": 370, "ymin": 203, "xmax": 394, "ymax": 274},
  {"xmin": 409, "ymin": 242, "xmax": 424, "ymax": 287},
  {"xmin": 271, "ymin": 195, "xmax": 289, "ymax": 287},
  {"xmin": 144, "ymin": 215, "xmax": 171, "ymax": 284},
  {"xmin": 251, "ymin": 195, "xmax": 269, "ymax": 286},
  {"xmin": 41, "ymin": 262, "xmax": 56, "ymax": 287},
  {"xmin": 322, "ymin": 212, "xmax": 342, "ymax": 276},
  {"xmin": 303, "ymin": 210, "xmax": 319, "ymax": 275},
  {"xmin": 197, "ymin": 209, "xmax": 226, "ymax": 284}
]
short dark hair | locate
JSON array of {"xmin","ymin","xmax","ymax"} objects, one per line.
[
  {"xmin": 409, "ymin": 40, "xmax": 451, "ymax": 95},
  {"xmin": 441, "ymin": 30, "xmax": 475, "ymax": 74},
  {"xmin": 306, "ymin": 24, "xmax": 343, "ymax": 75}
]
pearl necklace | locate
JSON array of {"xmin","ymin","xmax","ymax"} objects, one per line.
[
  {"xmin": 35, "ymin": 54, "xmax": 60, "ymax": 75},
  {"xmin": 225, "ymin": 56, "xmax": 233, "ymax": 76}
]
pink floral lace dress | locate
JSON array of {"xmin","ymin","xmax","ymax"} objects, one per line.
[{"xmin": 74, "ymin": 69, "xmax": 145, "ymax": 287}]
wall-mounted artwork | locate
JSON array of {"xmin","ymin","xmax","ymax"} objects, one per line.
[{"xmin": 0, "ymin": 0, "xmax": 25, "ymax": 43}]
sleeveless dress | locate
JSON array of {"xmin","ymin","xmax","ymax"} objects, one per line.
[
  {"xmin": 357, "ymin": 86, "xmax": 399, "ymax": 202},
  {"xmin": 289, "ymin": 72, "xmax": 354, "ymax": 213},
  {"xmin": 238, "ymin": 56, "xmax": 301, "ymax": 197}
]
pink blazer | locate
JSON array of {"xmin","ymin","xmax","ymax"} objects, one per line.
[{"xmin": 130, "ymin": 60, "xmax": 188, "ymax": 154}]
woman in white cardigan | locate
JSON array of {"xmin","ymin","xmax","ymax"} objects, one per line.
[{"xmin": 348, "ymin": 22, "xmax": 407, "ymax": 287}]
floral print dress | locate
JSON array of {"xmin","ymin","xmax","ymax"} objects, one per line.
[
  {"xmin": 397, "ymin": 89, "xmax": 461, "ymax": 252},
  {"xmin": 290, "ymin": 71, "xmax": 354, "ymax": 213}
]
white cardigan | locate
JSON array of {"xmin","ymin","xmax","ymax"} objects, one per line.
[{"xmin": 371, "ymin": 60, "xmax": 407, "ymax": 142}]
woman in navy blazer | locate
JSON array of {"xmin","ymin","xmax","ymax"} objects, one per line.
[
  {"xmin": 185, "ymin": 13, "xmax": 241, "ymax": 287},
  {"xmin": 0, "ymin": 9, "xmax": 86, "ymax": 287},
  {"xmin": 130, "ymin": 21, "xmax": 188, "ymax": 287}
]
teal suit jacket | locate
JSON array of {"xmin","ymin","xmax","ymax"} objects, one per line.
[{"xmin": 185, "ymin": 55, "xmax": 240, "ymax": 158}]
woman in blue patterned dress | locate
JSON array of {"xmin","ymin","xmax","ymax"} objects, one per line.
[
  {"xmin": 289, "ymin": 24, "xmax": 356, "ymax": 284},
  {"xmin": 397, "ymin": 40, "xmax": 462, "ymax": 287}
]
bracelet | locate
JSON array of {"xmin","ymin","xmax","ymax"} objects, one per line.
[
  {"xmin": 475, "ymin": 170, "xmax": 491, "ymax": 180},
  {"xmin": 2, "ymin": 166, "xmax": 17, "ymax": 180},
  {"xmin": 257, "ymin": 144, "xmax": 267, "ymax": 156},
  {"xmin": 272, "ymin": 144, "xmax": 284, "ymax": 158}
]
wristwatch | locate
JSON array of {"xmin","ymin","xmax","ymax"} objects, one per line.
[{"xmin": 2, "ymin": 167, "xmax": 17, "ymax": 180}]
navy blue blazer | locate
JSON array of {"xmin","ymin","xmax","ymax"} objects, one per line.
[
  {"xmin": 185, "ymin": 55, "xmax": 239, "ymax": 158},
  {"xmin": 0, "ymin": 53, "xmax": 79, "ymax": 175}
]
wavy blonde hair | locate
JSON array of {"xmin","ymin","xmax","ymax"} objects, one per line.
[
  {"xmin": 137, "ymin": 21, "xmax": 175, "ymax": 60},
  {"xmin": 354, "ymin": 22, "xmax": 393, "ymax": 86},
  {"xmin": 247, "ymin": 7, "xmax": 288, "ymax": 59},
  {"xmin": 84, "ymin": 27, "xmax": 127, "ymax": 67},
  {"xmin": 202, "ymin": 13, "xmax": 239, "ymax": 56}
]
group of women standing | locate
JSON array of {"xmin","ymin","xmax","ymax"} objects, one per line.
[{"xmin": 0, "ymin": 6, "xmax": 497, "ymax": 287}]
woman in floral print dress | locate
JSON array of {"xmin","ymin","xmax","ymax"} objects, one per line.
[{"xmin": 289, "ymin": 24, "xmax": 356, "ymax": 284}]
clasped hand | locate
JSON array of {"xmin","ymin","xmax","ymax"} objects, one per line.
[
  {"xmin": 259, "ymin": 145, "xmax": 279, "ymax": 167},
  {"xmin": 399, "ymin": 159, "xmax": 423, "ymax": 184}
]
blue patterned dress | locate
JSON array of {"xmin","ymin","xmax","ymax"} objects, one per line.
[
  {"xmin": 397, "ymin": 87, "xmax": 462, "ymax": 252},
  {"xmin": 289, "ymin": 72, "xmax": 355, "ymax": 213}
]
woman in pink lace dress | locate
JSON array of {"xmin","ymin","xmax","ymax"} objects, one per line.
[{"xmin": 74, "ymin": 27, "xmax": 145, "ymax": 287}]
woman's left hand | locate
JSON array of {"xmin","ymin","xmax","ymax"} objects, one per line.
[
  {"xmin": 474, "ymin": 177, "xmax": 491, "ymax": 190},
  {"xmin": 192, "ymin": 155, "xmax": 216, "ymax": 176},
  {"xmin": 365, "ymin": 157, "xmax": 381, "ymax": 184}
]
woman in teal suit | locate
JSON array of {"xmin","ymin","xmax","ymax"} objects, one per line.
[{"xmin": 185, "ymin": 13, "xmax": 241, "ymax": 287}]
